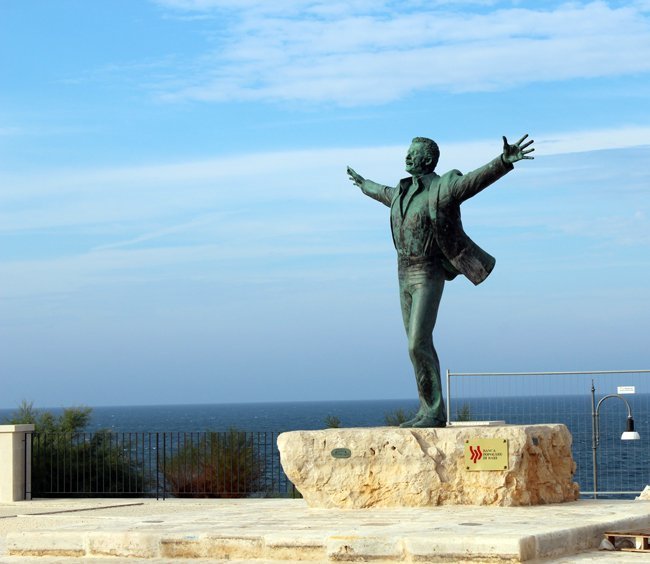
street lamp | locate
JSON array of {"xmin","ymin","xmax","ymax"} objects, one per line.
[{"xmin": 591, "ymin": 381, "xmax": 641, "ymax": 499}]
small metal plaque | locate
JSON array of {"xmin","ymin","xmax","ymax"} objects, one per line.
[
  {"xmin": 464, "ymin": 438, "xmax": 508, "ymax": 471},
  {"xmin": 331, "ymin": 448, "xmax": 351, "ymax": 459}
]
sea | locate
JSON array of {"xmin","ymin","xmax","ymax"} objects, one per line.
[
  {"xmin": 2, "ymin": 396, "xmax": 649, "ymax": 497},
  {"xmin": 0, "ymin": 399, "xmax": 422, "ymax": 434}
]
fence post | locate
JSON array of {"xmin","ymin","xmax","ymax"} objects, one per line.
[
  {"xmin": 446, "ymin": 369, "xmax": 451, "ymax": 424},
  {"xmin": 0, "ymin": 424, "xmax": 35, "ymax": 502},
  {"xmin": 162, "ymin": 433, "xmax": 167, "ymax": 501},
  {"xmin": 156, "ymin": 433, "xmax": 160, "ymax": 500}
]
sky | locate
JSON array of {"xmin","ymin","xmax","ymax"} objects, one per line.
[{"xmin": 1, "ymin": 0, "xmax": 649, "ymax": 409}]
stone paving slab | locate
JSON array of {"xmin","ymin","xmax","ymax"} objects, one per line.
[
  {"xmin": 1, "ymin": 499, "xmax": 650, "ymax": 562},
  {"xmin": 0, "ymin": 557, "xmax": 648, "ymax": 564}
]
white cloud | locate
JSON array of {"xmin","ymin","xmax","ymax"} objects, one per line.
[
  {"xmin": 154, "ymin": 1, "xmax": 503, "ymax": 16},
  {"xmin": 1, "ymin": 122, "xmax": 647, "ymax": 301},
  {"xmin": 149, "ymin": 1, "xmax": 650, "ymax": 105},
  {"xmin": 1, "ymin": 123, "xmax": 648, "ymax": 233},
  {"xmin": 532, "ymin": 126, "xmax": 650, "ymax": 155},
  {"xmin": 440, "ymin": 125, "xmax": 650, "ymax": 168},
  {"xmin": 2, "ymin": 121, "xmax": 649, "ymax": 370}
]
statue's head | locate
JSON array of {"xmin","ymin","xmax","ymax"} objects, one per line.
[{"xmin": 406, "ymin": 137, "xmax": 439, "ymax": 176}]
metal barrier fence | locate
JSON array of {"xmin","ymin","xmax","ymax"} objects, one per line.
[
  {"xmin": 445, "ymin": 369, "xmax": 650, "ymax": 498},
  {"xmin": 26, "ymin": 373, "xmax": 650, "ymax": 500},
  {"xmin": 27, "ymin": 431, "xmax": 298, "ymax": 500}
]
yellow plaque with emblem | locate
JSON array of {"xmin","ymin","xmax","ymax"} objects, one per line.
[{"xmin": 464, "ymin": 438, "xmax": 509, "ymax": 471}]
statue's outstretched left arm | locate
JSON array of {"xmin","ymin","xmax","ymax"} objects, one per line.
[{"xmin": 448, "ymin": 134, "xmax": 535, "ymax": 203}]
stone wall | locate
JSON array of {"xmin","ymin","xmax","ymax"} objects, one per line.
[{"xmin": 278, "ymin": 424, "xmax": 579, "ymax": 508}]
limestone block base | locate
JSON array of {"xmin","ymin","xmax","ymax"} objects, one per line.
[{"xmin": 277, "ymin": 424, "xmax": 579, "ymax": 508}]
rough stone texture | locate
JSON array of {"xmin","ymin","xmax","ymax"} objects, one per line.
[
  {"xmin": 87, "ymin": 531, "xmax": 160, "ymax": 558},
  {"xmin": 160, "ymin": 535, "xmax": 264, "ymax": 560},
  {"xmin": 636, "ymin": 485, "xmax": 650, "ymax": 500},
  {"xmin": 6, "ymin": 531, "xmax": 85, "ymax": 557},
  {"xmin": 5, "ymin": 498, "xmax": 650, "ymax": 562},
  {"xmin": 277, "ymin": 424, "xmax": 579, "ymax": 508},
  {"xmin": 0, "ymin": 424, "xmax": 35, "ymax": 502}
]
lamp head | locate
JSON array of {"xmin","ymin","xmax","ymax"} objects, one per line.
[{"xmin": 621, "ymin": 417, "xmax": 641, "ymax": 441}]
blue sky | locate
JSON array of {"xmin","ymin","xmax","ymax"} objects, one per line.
[{"xmin": 1, "ymin": 0, "xmax": 649, "ymax": 408}]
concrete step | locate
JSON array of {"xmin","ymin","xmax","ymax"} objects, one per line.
[{"xmin": 3, "ymin": 499, "xmax": 650, "ymax": 561}]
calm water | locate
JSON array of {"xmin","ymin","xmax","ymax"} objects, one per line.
[
  {"xmin": 3, "ymin": 396, "xmax": 649, "ymax": 496},
  {"xmin": 0, "ymin": 399, "xmax": 421, "ymax": 433}
]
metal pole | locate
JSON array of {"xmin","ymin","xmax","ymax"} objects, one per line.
[
  {"xmin": 446, "ymin": 368, "xmax": 451, "ymax": 424},
  {"xmin": 592, "ymin": 392, "xmax": 637, "ymax": 500},
  {"xmin": 449, "ymin": 369, "xmax": 650, "ymax": 377},
  {"xmin": 156, "ymin": 433, "xmax": 160, "ymax": 501},
  {"xmin": 591, "ymin": 380, "xmax": 598, "ymax": 499},
  {"xmin": 24, "ymin": 432, "xmax": 32, "ymax": 501},
  {"xmin": 163, "ymin": 433, "xmax": 167, "ymax": 501},
  {"xmin": 596, "ymin": 394, "xmax": 634, "ymax": 419}
]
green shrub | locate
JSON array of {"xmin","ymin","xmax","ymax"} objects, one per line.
[
  {"xmin": 324, "ymin": 415, "xmax": 341, "ymax": 428},
  {"xmin": 5, "ymin": 401, "xmax": 146, "ymax": 497},
  {"xmin": 384, "ymin": 408, "xmax": 417, "ymax": 426},
  {"xmin": 5, "ymin": 400, "xmax": 92, "ymax": 433},
  {"xmin": 163, "ymin": 429, "xmax": 264, "ymax": 498},
  {"xmin": 456, "ymin": 403, "xmax": 472, "ymax": 422}
]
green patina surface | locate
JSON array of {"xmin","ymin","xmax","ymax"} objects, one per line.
[{"xmin": 347, "ymin": 135, "xmax": 534, "ymax": 428}]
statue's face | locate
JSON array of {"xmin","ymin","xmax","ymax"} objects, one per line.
[{"xmin": 405, "ymin": 142, "xmax": 432, "ymax": 176}]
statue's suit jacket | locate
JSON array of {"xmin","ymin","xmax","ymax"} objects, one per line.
[{"xmin": 365, "ymin": 155, "xmax": 513, "ymax": 286}]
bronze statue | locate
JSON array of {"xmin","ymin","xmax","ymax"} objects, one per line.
[{"xmin": 347, "ymin": 135, "xmax": 534, "ymax": 427}]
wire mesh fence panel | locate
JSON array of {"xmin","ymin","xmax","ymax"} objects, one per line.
[{"xmin": 447, "ymin": 370, "xmax": 650, "ymax": 498}]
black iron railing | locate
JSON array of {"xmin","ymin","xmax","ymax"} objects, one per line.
[{"xmin": 27, "ymin": 431, "xmax": 298, "ymax": 500}]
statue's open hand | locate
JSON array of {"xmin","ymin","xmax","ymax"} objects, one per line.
[
  {"xmin": 502, "ymin": 134, "xmax": 535, "ymax": 164},
  {"xmin": 347, "ymin": 166, "xmax": 365, "ymax": 188}
]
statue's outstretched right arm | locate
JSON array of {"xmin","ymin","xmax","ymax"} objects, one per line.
[{"xmin": 347, "ymin": 166, "xmax": 393, "ymax": 207}]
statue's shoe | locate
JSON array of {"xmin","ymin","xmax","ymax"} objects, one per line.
[
  {"xmin": 399, "ymin": 413, "xmax": 424, "ymax": 428},
  {"xmin": 410, "ymin": 416, "xmax": 447, "ymax": 428}
]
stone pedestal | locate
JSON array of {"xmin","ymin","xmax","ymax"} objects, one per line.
[
  {"xmin": 0, "ymin": 424, "xmax": 35, "ymax": 502},
  {"xmin": 277, "ymin": 424, "xmax": 579, "ymax": 508}
]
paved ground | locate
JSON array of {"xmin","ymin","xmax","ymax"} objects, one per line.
[{"xmin": 1, "ymin": 499, "xmax": 650, "ymax": 562}]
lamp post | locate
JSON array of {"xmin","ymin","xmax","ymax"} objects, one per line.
[{"xmin": 591, "ymin": 381, "xmax": 641, "ymax": 499}]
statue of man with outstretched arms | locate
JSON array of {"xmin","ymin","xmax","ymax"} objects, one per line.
[{"xmin": 347, "ymin": 134, "xmax": 534, "ymax": 427}]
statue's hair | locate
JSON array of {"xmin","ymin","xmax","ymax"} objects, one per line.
[{"xmin": 412, "ymin": 137, "xmax": 440, "ymax": 171}]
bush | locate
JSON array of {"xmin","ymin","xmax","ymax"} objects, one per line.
[
  {"xmin": 5, "ymin": 400, "xmax": 92, "ymax": 433},
  {"xmin": 384, "ymin": 408, "xmax": 417, "ymax": 426},
  {"xmin": 5, "ymin": 401, "xmax": 146, "ymax": 497},
  {"xmin": 324, "ymin": 415, "xmax": 341, "ymax": 428},
  {"xmin": 456, "ymin": 403, "xmax": 472, "ymax": 422},
  {"xmin": 163, "ymin": 429, "xmax": 264, "ymax": 498}
]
